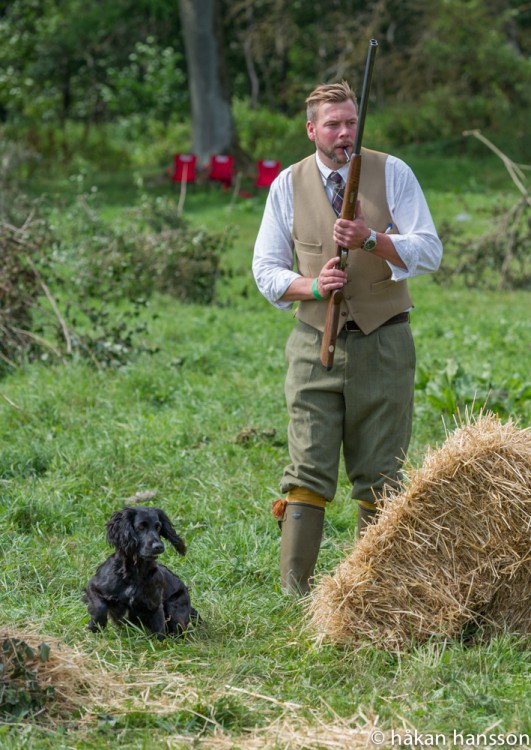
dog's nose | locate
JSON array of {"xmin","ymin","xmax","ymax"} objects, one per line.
[{"xmin": 151, "ymin": 541, "xmax": 164, "ymax": 555}]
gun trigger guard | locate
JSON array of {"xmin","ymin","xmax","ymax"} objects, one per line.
[{"xmin": 339, "ymin": 249, "xmax": 349, "ymax": 270}]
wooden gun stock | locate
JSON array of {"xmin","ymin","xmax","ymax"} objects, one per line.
[
  {"xmin": 319, "ymin": 39, "xmax": 378, "ymax": 370},
  {"xmin": 321, "ymin": 288, "xmax": 344, "ymax": 370},
  {"xmin": 320, "ymin": 155, "xmax": 362, "ymax": 369}
]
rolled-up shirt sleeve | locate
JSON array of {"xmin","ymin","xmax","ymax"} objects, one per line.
[
  {"xmin": 385, "ymin": 156, "xmax": 443, "ymax": 281},
  {"xmin": 252, "ymin": 167, "xmax": 299, "ymax": 309}
]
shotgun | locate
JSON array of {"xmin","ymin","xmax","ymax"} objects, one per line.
[{"xmin": 320, "ymin": 38, "xmax": 378, "ymax": 370}]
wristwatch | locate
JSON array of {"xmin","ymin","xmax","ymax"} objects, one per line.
[{"xmin": 362, "ymin": 229, "xmax": 377, "ymax": 252}]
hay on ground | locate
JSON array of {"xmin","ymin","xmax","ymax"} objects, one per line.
[
  {"xmin": 0, "ymin": 629, "xmax": 119, "ymax": 720},
  {"xmin": 308, "ymin": 413, "xmax": 531, "ymax": 650},
  {"xmin": 168, "ymin": 712, "xmax": 385, "ymax": 749},
  {"xmin": 1, "ymin": 629, "xmax": 386, "ymax": 749},
  {"xmin": 0, "ymin": 628, "xmax": 198, "ymax": 722}
]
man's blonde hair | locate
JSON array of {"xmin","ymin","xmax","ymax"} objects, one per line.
[{"xmin": 305, "ymin": 80, "xmax": 357, "ymax": 122}]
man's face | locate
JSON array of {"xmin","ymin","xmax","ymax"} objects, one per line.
[{"xmin": 306, "ymin": 99, "xmax": 358, "ymax": 169}]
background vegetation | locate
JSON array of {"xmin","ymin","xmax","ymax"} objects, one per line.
[
  {"xmin": 1, "ymin": 0, "xmax": 530, "ymax": 164},
  {"xmin": 0, "ymin": 0, "xmax": 530, "ymax": 748}
]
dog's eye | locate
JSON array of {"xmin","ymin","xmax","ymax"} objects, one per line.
[
  {"xmin": 155, "ymin": 523, "xmax": 161, "ymax": 533},
  {"xmin": 137, "ymin": 522, "xmax": 147, "ymax": 531}
]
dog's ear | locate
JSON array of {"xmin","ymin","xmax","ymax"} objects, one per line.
[
  {"xmin": 106, "ymin": 507, "xmax": 138, "ymax": 554},
  {"xmin": 157, "ymin": 509, "xmax": 186, "ymax": 556}
]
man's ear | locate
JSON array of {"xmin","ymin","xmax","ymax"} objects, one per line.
[{"xmin": 306, "ymin": 120, "xmax": 316, "ymax": 142}]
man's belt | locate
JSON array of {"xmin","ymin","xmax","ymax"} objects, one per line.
[{"xmin": 344, "ymin": 311, "xmax": 409, "ymax": 332}]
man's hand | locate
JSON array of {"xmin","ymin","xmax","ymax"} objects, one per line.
[
  {"xmin": 314, "ymin": 256, "xmax": 348, "ymax": 298},
  {"xmin": 333, "ymin": 200, "xmax": 408, "ymax": 269},
  {"xmin": 280, "ymin": 255, "xmax": 347, "ymax": 302},
  {"xmin": 333, "ymin": 200, "xmax": 369, "ymax": 250}
]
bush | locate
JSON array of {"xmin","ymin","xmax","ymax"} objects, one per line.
[
  {"xmin": 416, "ymin": 358, "xmax": 531, "ymax": 423},
  {"xmin": 64, "ymin": 195, "xmax": 232, "ymax": 304},
  {"xmin": 1, "ymin": 638, "xmax": 54, "ymax": 720},
  {"xmin": 0, "ymin": 219, "xmax": 53, "ymax": 372},
  {"xmin": 233, "ymin": 99, "xmax": 309, "ymax": 166},
  {"xmin": 0, "ymin": 193, "xmax": 233, "ymax": 373}
]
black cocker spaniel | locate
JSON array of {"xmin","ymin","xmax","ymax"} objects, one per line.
[{"xmin": 84, "ymin": 505, "xmax": 198, "ymax": 639}]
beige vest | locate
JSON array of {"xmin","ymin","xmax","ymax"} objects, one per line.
[{"xmin": 292, "ymin": 148, "xmax": 412, "ymax": 335}]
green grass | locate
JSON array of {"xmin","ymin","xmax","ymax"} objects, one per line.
[{"xmin": 1, "ymin": 156, "xmax": 530, "ymax": 748}]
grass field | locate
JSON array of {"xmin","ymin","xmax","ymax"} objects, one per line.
[{"xmin": 1, "ymin": 151, "xmax": 530, "ymax": 748}]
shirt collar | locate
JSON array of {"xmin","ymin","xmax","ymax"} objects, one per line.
[{"xmin": 315, "ymin": 153, "xmax": 350, "ymax": 183}]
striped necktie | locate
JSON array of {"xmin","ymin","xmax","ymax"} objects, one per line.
[{"xmin": 329, "ymin": 171, "xmax": 344, "ymax": 217}]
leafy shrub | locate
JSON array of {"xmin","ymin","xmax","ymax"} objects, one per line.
[
  {"xmin": 64, "ymin": 297, "xmax": 158, "ymax": 369},
  {"xmin": 0, "ymin": 137, "xmax": 40, "ymax": 220},
  {"xmin": 0, "ymin": 141, "xmax": 58, "ymax": 372},
  {"xmin": 233, "ymin": 99, "xmax": 308, "ymax": 166},
  {"xmin": 1, "ymin": 193, "xmax": 233, "ymax": 372},
  {"xmin": 437, "ymin": 198, "xmax": 530, "ymax": 290},
  {"xmin": 66, "ymin": 196, "xmax": 232, "ymax": 305},
  {"xmin": 0, "ymin": 638, "xmax": 54, "ymax": 719},
  {"xmin": 104, "ymin": 37, "xmax": 187, "ymax": 123},
  {"xmin": 416, "ymin": 358, "xmax": 531, "ymax": 421},
  {"xmin": 0, "ymin": 220, "xmax": 53, "ymax": 372},
  {"xmin": 0, "ymin": 216, "xmax": 160, "ymax": 372}
]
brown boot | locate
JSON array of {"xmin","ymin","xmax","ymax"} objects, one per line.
[
  {"xmin": 357, "ymin": 500, "xmax": 378, "ymax": 537},
  {"xmin": 280, "ymin": 502, "xmax": 325, "ymax": 595}
]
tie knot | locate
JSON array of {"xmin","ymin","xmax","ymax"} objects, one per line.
[{"xmin": 329, "ymin": 171, "xmax": 343, "ymax": 185}]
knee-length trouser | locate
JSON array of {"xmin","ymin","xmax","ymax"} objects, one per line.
[{"xmin": 281, "ymin": 319, "xmax": 416, "ymax": 504}]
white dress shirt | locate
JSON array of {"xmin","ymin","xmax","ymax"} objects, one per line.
[{"xmin": 252, "ymin": 153, "xmax": 443, "ymax": 309}]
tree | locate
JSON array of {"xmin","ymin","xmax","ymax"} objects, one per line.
[
  {"xmin": 0, "ymin": 0, "xmax": 186, "ymax": 127},
  {"xmin": 178, "ymin": 0, "xmax": 236, "ymax": 166},
  {"xmin": 1, "ymin": 0, "xmax": 530, "ymax": 161}
]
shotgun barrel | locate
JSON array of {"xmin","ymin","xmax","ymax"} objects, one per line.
[{"xmin": 319, "ymin": 39, "xmax": 378, "ymax": 370}]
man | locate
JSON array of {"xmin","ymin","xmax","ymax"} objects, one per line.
[{"xmin": 252, "ymin": 81, "xmax": 442, "ymax": 594}]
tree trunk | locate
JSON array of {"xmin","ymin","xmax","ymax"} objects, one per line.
[{"xmin": 178, "ymin": 0, "xmax": 236, "ymax": 166}]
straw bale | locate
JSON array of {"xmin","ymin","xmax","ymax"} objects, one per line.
[
  {"xmin": 480, "ymin": 560, "xmax": 531, "ymax": 636},
  {"xmin": 308, "ymin": 413, "xmax": 531, "ymax": 650}
]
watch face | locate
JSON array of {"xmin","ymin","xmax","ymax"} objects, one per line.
[{"xmin": 363, "ymin": 238, "xmax": 377, "ymax": 251}]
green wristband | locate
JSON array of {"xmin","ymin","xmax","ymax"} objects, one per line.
[{"xmin": 311, "ymin": 277, "xmax": 324, "ymax": 300}]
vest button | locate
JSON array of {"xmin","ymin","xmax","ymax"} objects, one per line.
[{"xmin": 341, "ymin": 311, "xmax": 347, "ymax": 317}]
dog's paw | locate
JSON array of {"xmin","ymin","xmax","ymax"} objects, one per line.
[{"xmin": 87, "ymin": 620, "xmax": 105, "ymax": 633}]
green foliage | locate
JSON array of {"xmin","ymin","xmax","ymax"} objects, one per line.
[
  {"xmin": 416, "ymin": 358, "xmax": 531, "ymax": 421},
  {"xmin": 0, "ymin": 638, "xmax": 54, "ymax": 719},
  {"xmin": 0, "ymin": 219, "xmax": 54, "ymax": 372},
  {"xmin": 111, "ymin": 118, "xmax": 193, "ymax": 170},
  {"xmin": 0, "ymin": 192, "xmax": 232, "ymax": 372},
  {"xmin": 233, "ymin": 99, "xmax": 310, "ymax": 166},
  {"xmin": 0, "ymin": 0, "xmax": 185, "ymax": 125},
  {"xmin": 102, "ymin": 36, "xmax": 187, "ymax": 122},
  {"xmin": 65, "ymin": 299, "xmax": 158, "ymax": 370},
  {"xmin": 2, "ymin": 0, "xmax": 531, "ymax": 165},
  {"xmin": 60, "ymin": 195, "xmax": 231, "ymax": 304},
  {"xmin": 436, "ymin": 199, "xmax": 531, "ymax": 290},
  {"xmin": 386, "ymin": 0, "xmax": 531, "ymax": 151},
  {"xmin": 0, "ymin": 137, "xmax": 39, "ymax": 217}
]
